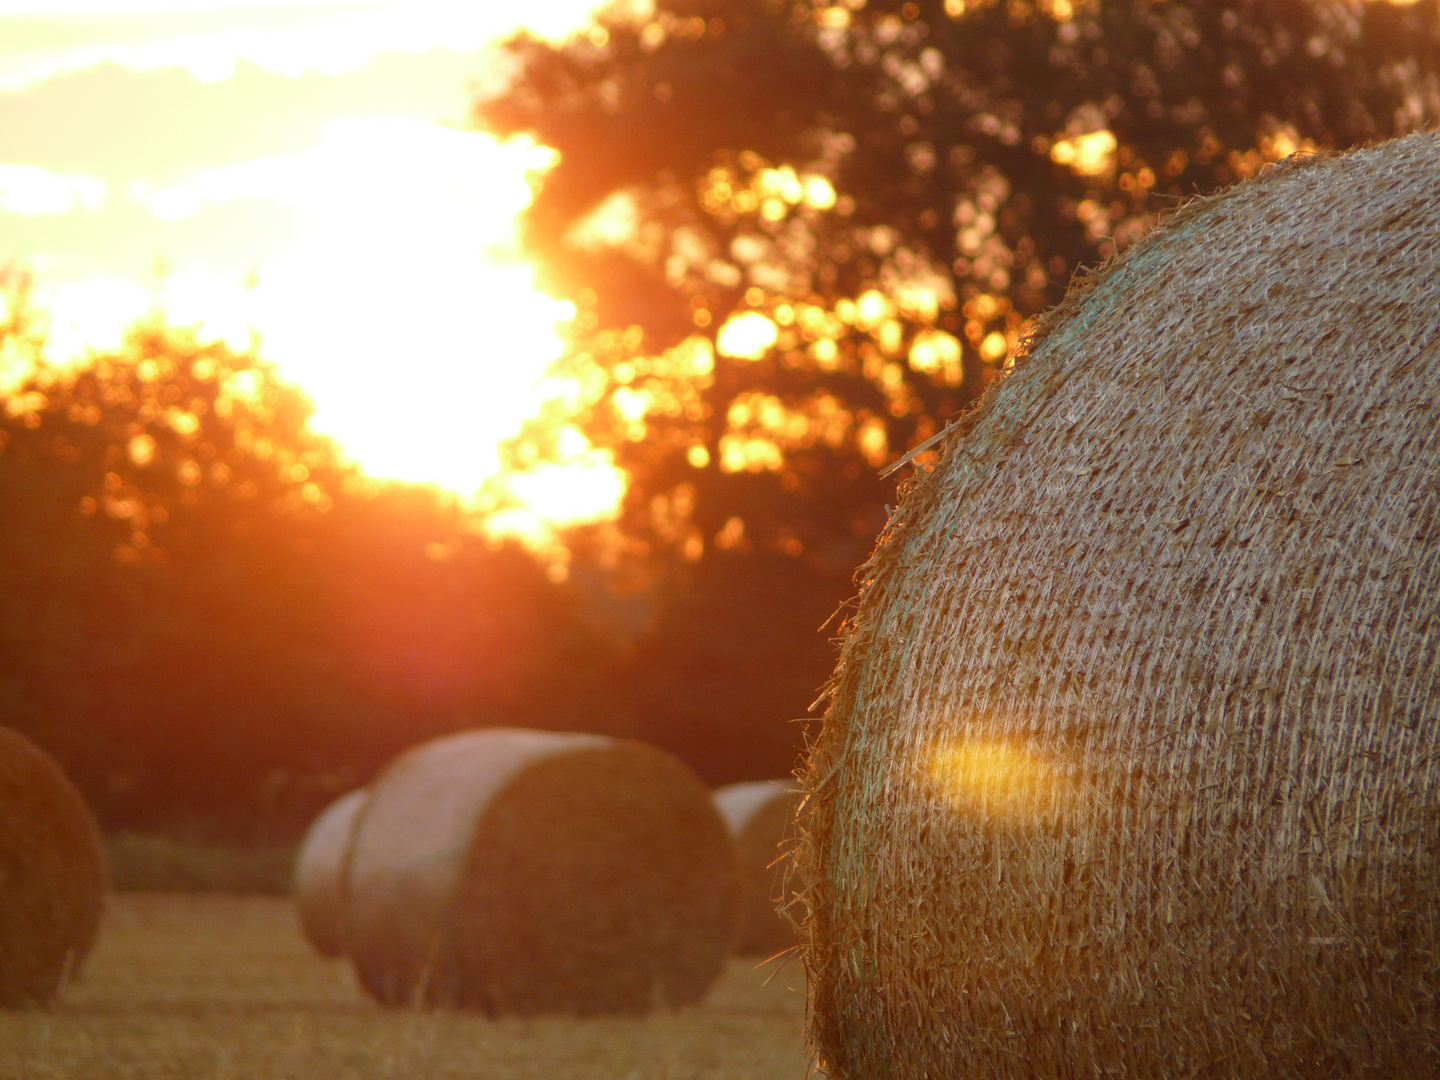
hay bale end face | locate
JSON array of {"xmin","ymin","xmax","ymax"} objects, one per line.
[
  {"xmin": 801, "ymin": 131, "xmax": 1440, "ymax": 1080},
  {"xmin": 293, "ymin": 787, "xmax": 368, "ymax": 957},
  {"xmin": 0, "ymin": 727, "xmax": 107, "ymax": 1008},
  {"xmin": 714, "ymin": 780, "xmax": 802, "ymax": 957},
  {"xmin": 347, "ymin": 728, "xmax": 739, "ymax": 1014}
]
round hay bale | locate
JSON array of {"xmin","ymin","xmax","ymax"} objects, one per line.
[
  {"xmin": 800, "ymin": 131, "xmax": 1440, "ymax": 1080},
  {"xmin": 293, "ymin": 787, "xmax": 368, "ymax": 957},
  {"xmin": 714, "ymin": 780, "xmax": 802, "ymax": 957},
  {"xmin": 0, "ymin": 727, "xmax": 106, "ymax": 1008},
  {"xmin": 346, "ymin": 728, "xmax": 739, "ymax": 1014}
]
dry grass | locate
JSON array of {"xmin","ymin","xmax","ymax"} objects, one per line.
[{"xmin": 0, "ymin": 893, "xmax": 813, "ymax": 1080}]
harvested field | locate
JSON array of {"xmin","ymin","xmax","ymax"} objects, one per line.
[{"xmin": 0, "ymin": 893, "xmax": 813, "ymax": 1080}]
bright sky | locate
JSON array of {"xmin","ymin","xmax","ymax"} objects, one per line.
[{"xmin": 0, "ymin": 0, "xmax": 630, "ymax": 552}]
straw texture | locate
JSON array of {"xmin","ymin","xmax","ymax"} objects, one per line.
[
  {"xmin": 714, "ymin": 780, "xmax": 802, "ymax": 957},
  {"xmin": 0, "ymin": 727, "xmax": 107, "ymax": 1008},
  {"xmin": 800, "ymin": 130, "xmax": 1440, "ymax": 1080},
  {"xmin": 293, "ymin": 787, "xmax": 368, "ymax": 957},
  {"xmin": 347, "ymin": 728, "xmax": 739, "ymax": 1014}
]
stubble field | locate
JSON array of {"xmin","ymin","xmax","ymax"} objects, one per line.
[{"xmin": 0, "ymin": 894, "xmax": 814, "ymax": 1080}]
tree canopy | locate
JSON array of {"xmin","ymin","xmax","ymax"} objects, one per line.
[
  {"xmin": 482, "ymin": 0, "xmax": 1440, "ymax": 567},
  {"xmin": 472, "ymin": 0, "xmax": 1439, "ymax": 769},
  {"xmin": 5, "ymin": 2, "xmax": 1439, "ymax": 833},
  {"xmin": 0, "ymin": 279, "xmax": 629, "ymax": 837}
]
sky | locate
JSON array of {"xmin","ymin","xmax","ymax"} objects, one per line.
[{"xmin": 0, "ymin": 0, "xmax": 629, "ymax": 548}]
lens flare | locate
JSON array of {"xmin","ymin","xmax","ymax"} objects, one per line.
[
  {"xmin": 715, "ymin": 311, "xmax": 778, "ymax": 360},
  {"xmin": 926, "ymin": 738, "xmax": 1073, "ymax": 822}
]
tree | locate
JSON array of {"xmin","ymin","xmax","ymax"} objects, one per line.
[
  {"xmin": 485, "ymin": 0, "xmax": 1438, "ymax": 559},
  {"xmin": 477, "ymin": 0, "xmax": 1440, "ymax": 775},
  {"xmin": 0, "ymin": 280, "xmax": 630, "ymax": 837}
]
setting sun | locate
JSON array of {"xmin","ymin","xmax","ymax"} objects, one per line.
[{"xmin": 0, "ymin": 0, "xmax": 626, "ymax": 550}]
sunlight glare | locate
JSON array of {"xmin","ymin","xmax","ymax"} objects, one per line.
[
  {"xmin": 18, "ymin": 117, "xmax": 627, "ymax": 545},
  {"xmin": 1, "ymin": 1, "xmax": 633, "ymax": 552},
  {"xmin": 483, "ymin": 436, "xmax": 627, "ymax": 577},
  {"xmin": 1051, "ymin": 129, "xmax": 1117, "ymax": 177},
  {"xmin": 214, "ymin": 119, "xmax": 583, "ymax": 501},
  {"xmin": 0, "ymin": 165, "xmax": 108, "ymax": 216},
  {"xmin": 927, "ymin": 738, "xmax": 1073, "ymax": 822},
  {"xmin": 715, "ymin": 311, "xmax": 778, "ymax": 360},
  {"xmin": 42, "ymin": 276, "xmax": 153, "ymax": 362}
]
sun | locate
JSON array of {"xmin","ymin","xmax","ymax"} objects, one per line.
[
  {"xmin": 0, "ymin": 0, "xmax": 631, "ymax": 554},
  {"xmin": 222, "ymin": 119, "xmax": 597, "ymax": 498}
]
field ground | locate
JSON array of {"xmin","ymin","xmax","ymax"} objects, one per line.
[{"xmin": 0, "ymin": 894, "xmax": 814, "ymax": 1080}]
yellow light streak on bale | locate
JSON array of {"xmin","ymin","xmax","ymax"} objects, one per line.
[
  {"xmin": 0, "ymin": 727, "xmax": 106, "ymax": 1008},
  {"xmin": 800, "ymin": 131, "xmax": 1440, "ymax": 1079},
  {"xmin": 292, "ymin": 787, "xmax": 368, "ymax": 958},
  {"xmin": 346, "ymin": 728, "xmax": 739, "ymax": 1014},
  {"xmin": 714, "ymin": 780, "xmax": 803, "ymax": 957}
]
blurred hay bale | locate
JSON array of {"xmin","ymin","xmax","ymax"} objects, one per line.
[
  {"xmin": 0, "ymin": 727, "xmax": 107, "ymax": 1007},
  {"xmin": 346, "ymin": 728, "xmax": 739, "ymax": 1014},
  {"xmin": 800, "ymin": 131, "xmax": 1440, "ymax": 1079},
  {"xmin": 292, "ymin": 788, "xmax": 368, "ymax": 957},
  {"xmin": 714, "ymin": 780, "xmax": 802, "ymax": 957}
]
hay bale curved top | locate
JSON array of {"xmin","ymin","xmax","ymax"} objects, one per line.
[
  {"xmin": 0, "ymin": 727, "xmax": 107, "ymax": 1008},
  {"xmin": 801, "ymin": 131, "xmax": 1440, "ymax": 1080},
  {"xmin": 714, "ymin": 781, "xmax": 802, "ymax": 957},
  {"xmin": 346, "ymin": 728, "xmax": 739, "ymax": 1015},
  {"xmin": 293, "ymin": 787, "xmax": 368, "ymax": 957}
]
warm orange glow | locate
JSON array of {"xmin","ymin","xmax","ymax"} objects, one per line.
[
  {"xmin": 699, "ymin": 156, "xmax": 838, "ymax": 222},
  {"xmin": 229, "ymin": 121, "xmax": 574, "ymax": 496},
  {"xmin": 0, "ymin": 1, "xmax": 625, "ymax": 555},
  {"xmin": 484, "ymin": 442, "xmax": 628, "ymax": 577},
  {"xmin": 1226, "ymin": 124, "xmax": 1320, "ymax": 180},
  {"xmin": 719, "ymin": 433, "xmax": 783, "ymax": 473},
  {"xmin": 1051, "ymin": 128, "xmax": 1117, "ymax": 177},
  {"xmin": 716, "ymin": 311, "xmax": 778, "ymax": 359},
  {"xmin": 718, "ymin": 388, "xmax": 866, "ymax": 473},
  {"xmin": 908, "ymin": 329, "xmax": 963, "ymax": 385},
  {"xmin": 927, "ymin": 738, "xmax": 1073, "ymax": 821},
  {"xmin": 980, "ymin": 330, "xmax": 1009, "ymax": 363}
]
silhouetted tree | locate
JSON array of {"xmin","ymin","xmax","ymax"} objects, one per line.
[
  {"xmin": 487, "ymin": 0, "xmax": 1439, "ymax": 557},
  {"xmin": 479, "ymin": 0, "xmax": 1440, "ymax": 776},
  {"xmin": 0, "ymin": 283, "xmax": 630, "ymax": 838}
]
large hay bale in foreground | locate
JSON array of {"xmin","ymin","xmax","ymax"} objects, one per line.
[
  {"xmin": 714, "ymin": 780, "xmax": 802, "ymax": 957},
  {"xmin": 347, "ymin": 728, "xmax": 739, "ymax": 1014},
  {"xmin": 0, "ymin": 727, "xmax": 106, "ymax": 1007},
  {"xmin": 293, "ymin": 787, "xmax": 368, "ymax": 957},
  {"xmin": 801, "ymin": 131, "xmax": 1440, "ymax": 1080}
]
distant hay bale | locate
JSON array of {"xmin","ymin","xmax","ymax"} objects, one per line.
[
  {"xmin": 293, "ymin": 787, "xmax": 368, "ymax": 957},
  {"xmin": 0, "ymin": 727, "xmax": 107, "ymax": 1008},
  {"xmin": 346, "ymin": 728, "xmax": 739, "ymax": 1014},
  {"xmin": 801, "ymin": 131, "xmax": 1440, "ymax": 1080},
  {"xmin": 714, "ymin": 780, "xmax": 802, "ymax": 957}
]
